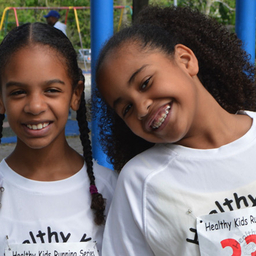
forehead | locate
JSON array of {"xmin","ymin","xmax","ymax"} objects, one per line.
[
  {"xmin": 1, "ymin": 45, "xmax": 69, "ymax": 85},
  {"xmin": 110, "ymin": 41, "xmax": 153, "ymax": 59},
  {"xmin": 99, "ymin": 41, "xmax": 173, "ymax": 79},
  {"xmin": 105, "ymin": 42, "xmax": 141, "ymax": 63},
  {"xmin": 3, "ymin": 45, "xmax": 67, "ymax": 74},
  {"xmin": 8, "ymin": 44, "xmax": 62, "ymax": 62},
  {"xmin": 99, "ymin": 43, "xmax": 144, "ymax": 80},
  {"xmin": 100, "ymin": 42, "xmax": 157, "ymax": 73}
]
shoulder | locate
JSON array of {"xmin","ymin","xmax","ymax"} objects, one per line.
[
  {"xmin": 122, "ymin": 144, "xmax": 173, "ymax": 175},
  {"xmin": 54, "ymin": 21, "xmax": 66, "ymax": 29},
  {"xmin": 0, "ymin": 159, "xmax": 7, "ymax": 177},
  {"xmin": 243, "ymin": 110, "xmax": 256, "ymax": 119},
  {"xmin": 239, "ymin": 110, "xmax": 256, "ymax": 132},
  {"xmin": 92, "ymin": 161, "xmax": 118, "ymax": 214},
  {"xmin": 92, "ymin": 160, "xmax": 118, "ymax": 194},
  {"xmin": 118, "ymin": 144, "xmax": 174, "ymax": 188},
  {"xmin": 55, "ymin": 21, "xmax": 65, "ymax": 26},
  {"xmin": 105, "ymin": 144, "xmax": 175, "ymax": 223},
  {"xmin": 0, "ymin": 159, "xmax": 4, "ymax": 183}
]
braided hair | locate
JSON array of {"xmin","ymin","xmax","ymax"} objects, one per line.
[
  {"xmin": 0, "ymin": 114, "xmax": 4, "ymax": 144},
  {"xmin": 77, "ymin": 70, "xmax": 105, "ymax": 225},
  {"xmin": 0, "ymin": 22, "xmax": 105, "ymax": 225},
  {"xmin": 96, "ymin": 6, "xmax": 256, "ymax": 172}
]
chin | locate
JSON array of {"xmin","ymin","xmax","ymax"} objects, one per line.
[{"xmin": 20, "ymin": 139, "xmax": 53, "ymax": 150}]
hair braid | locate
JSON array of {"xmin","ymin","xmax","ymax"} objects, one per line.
[
  {"xmin": 77, "ymin": 72, "xmax": 106, "ymax": 225},
  {"xmin": 0, "ymin": 114, "xmax": 4, "ymax": 144}
]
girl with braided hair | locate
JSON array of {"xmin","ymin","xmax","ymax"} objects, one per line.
[
  {"xmin": 96, "ymin": 6, "xmax": 256, "ymax": 256},
  {"xmin": 0, "ymin": 22, "xmax": 116, "ymax": 256}
]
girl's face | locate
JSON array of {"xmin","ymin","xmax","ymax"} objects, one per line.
[
  {"xmin": 0, "ymin": 45, "xmax": 82, "ymax": 149},
  {"xmin": 98, "ymin": 43, "xmax": 201, "ymax": 144}
]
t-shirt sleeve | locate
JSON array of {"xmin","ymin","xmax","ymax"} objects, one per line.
[
  {"xmin": 102, "ymin": 163, "xmax": 155, "ymax": 256},
  {"xmin": 92, "ymin": 161, "xmax": 118, "ymax": 214}
]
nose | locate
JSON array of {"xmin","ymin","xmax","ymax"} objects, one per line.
[
  {"xmin": 136, "ymin": 98, "xmax": 152, "ymax": 120},
  {"xmin": 24, "ymin": 93, "xmax": 47, "ymax": 115}
]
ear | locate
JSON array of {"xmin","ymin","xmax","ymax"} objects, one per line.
[
  {"xmin": 174, "ymin": 44, "xmax": 199, "ymax": 76},
  {"xmin": 70, "ymin": 81, "xmax": 84, "ymax": 111}
]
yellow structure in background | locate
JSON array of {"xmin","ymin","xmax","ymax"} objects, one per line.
[
  {"xmin": 0, "ymin": 6, "xmax": 132, "ymax": 71},
  {"xmin": 0, "ymin": 6, "xmax": 132, "ymax": 33}
]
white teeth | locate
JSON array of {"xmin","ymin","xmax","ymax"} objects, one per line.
[
  {"xmin": 152, "ymin": 105, "xmax": 171, "ymax": 129},
  {"xmin": 27, "ymin": 123, "xmax": 49, "ymax": 130}
]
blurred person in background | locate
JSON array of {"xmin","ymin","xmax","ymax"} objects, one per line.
[{"xmin": 44, "ymin": 10, "xmax": 67, "ymax": 36}]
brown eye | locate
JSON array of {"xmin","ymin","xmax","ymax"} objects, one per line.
[
  {"xmin": 123, "ymin": 104, "xmax": 132, "ymax": 117},
  {"xmin": 141, "ymin": 77, "xmax": 151, "ymax": 90},
  {"xmin": 45, "ymin": 88, "xmax": 61, "ymax": 93},
  {"xmin": 10, "ymin": 90, "xmax": 25, "ymax": 96}
]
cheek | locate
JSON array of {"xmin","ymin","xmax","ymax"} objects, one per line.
[
  {"xmin": 125, "ymin": 119, "xmax": 136, "ymax": 131},
  {"xmin": 98, "ymin": 84, "xmax": 114, "ymax": 106},
  {"xmin": 126, "ymin": 120, "xmax": 144, "ymax": 138},
  {"xmin": 5, "ymin": 104, "xmax": 20, "ymax": 119},
  {"xmin": 50, "ymin": 101, "xmax": 70, "ymax": 117}
]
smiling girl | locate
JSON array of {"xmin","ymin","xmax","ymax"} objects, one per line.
[
  {"xmin": 95, "ymin": 6, "xmax": 256, "ymax": 256},
  {"xmin": 0, "ymin": 23, "xmax": 116, "ymax": 256}
]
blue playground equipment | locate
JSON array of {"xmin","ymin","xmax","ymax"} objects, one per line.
[
  {"xmin": 91, "ymin": 0, "xmax": 114, "ymax": 169},
  {"xmin": 235, "ymin": 0, "xmax": 256, "ymax": 66}
]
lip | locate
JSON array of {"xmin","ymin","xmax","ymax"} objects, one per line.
[
  {"xmin": 22, "ymin": 120, "xmax": 52, "ymax": 136},
  {"xmin": 146, "ymin": 102, "xmax": 172, "ymax": 131}
]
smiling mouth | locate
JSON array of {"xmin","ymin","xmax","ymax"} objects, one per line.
[
  {"xmin": 26, "ymin": 123, "xmax": 50, "ymax": 130},
  {"xmin": 151, "ymin": 105, "xmax": 171, "ymax": 130}
]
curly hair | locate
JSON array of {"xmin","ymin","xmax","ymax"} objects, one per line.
[
  {"xmin": 0, "ymin": 23, "xmax": 105, "ymax": 225},
  {"xmin": 96, "ymin": 6, "xmax": 256, "ymax": 172}
]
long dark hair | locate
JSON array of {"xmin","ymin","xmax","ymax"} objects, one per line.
[{"xmin": 0, "ymin": 23, "xmax": 105, "ymax": 225}]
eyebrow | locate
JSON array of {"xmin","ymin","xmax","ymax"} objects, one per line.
[
  {"xmin": 5, "ymin": 81, "xmax": 24, "ymax": 88},
  {"xmin": 113, "ymin": 65, "xmax": 149, "ymax": 110},
  {"xmin": 128, "ymin": 64, "xmax": 148, "ymax": 85},
  {"xmin": 5, "ymin": 79, "xmax": 65, "ymax": 88},
  {"xmin": 113, "ymin": 97, "xmax": 122, "ymax": 111},
  {"xmin": 45, "ymin": 79, "xmax": 65, "ymax": 86}
]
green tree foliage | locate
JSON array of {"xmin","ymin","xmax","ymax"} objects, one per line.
[
  {"xmin": 114, "ymin": 0, "xmax": 132, "ymax": 31},
  {"xmin": 0, "ymin": 0, "xmax": 91, "ymax": 50},
  {"xmin": 0, "ymin": 0, "xmax": 236, "ymax": 48},
  {"xmin": 177, "ymin": 0, "xmax": 235, "ymax": 28},
  {"xmin": 0, "ymin": 0, "xmax": 130, "ymax": 50}
]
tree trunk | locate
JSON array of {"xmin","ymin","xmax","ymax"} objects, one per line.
[
  {"xmin": 117, "ymin": 0, "xmax": 128, "ymax": 28},
  {"xmin": 132, "ymin": 0, "xmax": 149, "ymax": 22},
  {"xmin": 205, "ymin": 0, "xmax": 215, "ymax": 15}
]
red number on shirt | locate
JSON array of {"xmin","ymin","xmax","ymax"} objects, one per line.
[
  {"xmin": 245, "ymin": 235, "xmax": 256, "ymax": 256},
  {"xmin": 221, "ymin": 238, "xmax": 241, "ymax": 256}
]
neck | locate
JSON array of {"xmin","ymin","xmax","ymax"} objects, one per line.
[
  {"xmin": 177, "ymin": 77, "xmax": 252, "ymax": 149},
  {"xmin": 6, "ymin": 138, "xmax": 84, "ymax": 181}
]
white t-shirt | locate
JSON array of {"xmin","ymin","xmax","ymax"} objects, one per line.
[
  {"xmin": 54, "ymin": 21, "xmax": 67, "ymax": 35},
  {"xmin": 102, "ymin": 111, "xmax": 256, "ymax": 256},
  {"xmin": 0, "ymin": 160, "xmax": 117, "ymax": 256}
]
